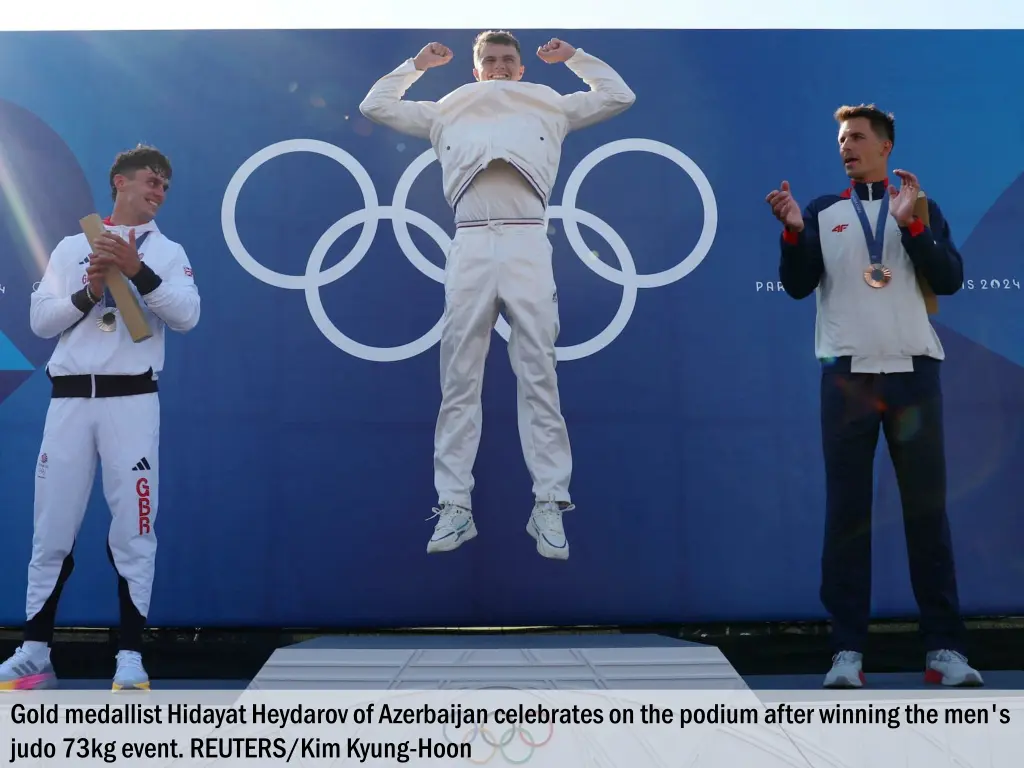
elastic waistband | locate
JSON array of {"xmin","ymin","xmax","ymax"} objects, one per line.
[
  {"xmin": 820, "ymin": 355, "xmax": 940, "ymax": 374},
  {"xmin": 455, "ymin": 217, "xmax": 546, "ymax": 230},
  {"xmin": 48, "ymin": 368, "xmax": 159, "ymax": 399}
]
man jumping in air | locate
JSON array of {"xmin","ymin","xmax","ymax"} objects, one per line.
[{"xmin": 360, "ymin": 31, "xmax": 635, "ymax": 559}]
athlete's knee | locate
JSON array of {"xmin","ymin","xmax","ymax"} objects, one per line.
[
  {"xmin": 29, "ymin": 540, "xmax": 74, "ymax": 561},
  {"xmin": 441, "ymin": 365, "xmax": 487, "ymax": 401}
]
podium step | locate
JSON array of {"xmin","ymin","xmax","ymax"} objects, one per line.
[{"xmin": 247, "ymin": 633, "xmax": 747, "ymax": 690}]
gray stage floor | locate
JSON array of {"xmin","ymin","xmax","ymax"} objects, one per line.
[
  {"xmin": 56, "ymin": 671, "xmax": 1024, "ymax": 690},
  {"xmin": 52, "ymin": 632, "xmax": 1024, "ymax": 691},
  {"xmin": 745, "ymin": 669, "xmax": 1024, "ymax": 690}
]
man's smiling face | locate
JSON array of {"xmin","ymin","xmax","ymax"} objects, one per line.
[{"xmin": 473, "ymin": 42, "xmax": 525, "ymax": 82}]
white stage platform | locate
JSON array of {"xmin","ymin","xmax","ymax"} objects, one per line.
[{"xmin": 246, "ymin": 633, "xmax": 748, "ymax": 690}]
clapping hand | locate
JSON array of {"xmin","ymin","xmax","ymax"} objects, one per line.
[
  {"xmin": 89, "ymin": 228, "xmax": 142, "ymax": 279},
  {"xmin": 84, "ymin": 256, "xmax": 107, "ymax": 301},
  {"xmin": 765, "ymin": 181, "xmax": 804, "ymax": 232},
  {"xmin": 888, "ymin": 169, "xmax": 920, "ymax": 226}
]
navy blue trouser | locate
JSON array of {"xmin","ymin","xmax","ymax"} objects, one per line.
[{"xmin": 819, "ymin": 356, "xmax": 965, "ymax": 654}]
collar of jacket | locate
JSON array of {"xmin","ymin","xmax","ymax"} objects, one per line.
[
  {"xmin": 103, "ymin": 215, "xmax": 161, "ymax": 236},
  {"xmin": 840, "ymin": 177, "xmax": 889, "ymax": 202}
]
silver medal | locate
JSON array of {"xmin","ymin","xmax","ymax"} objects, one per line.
[{"xmin": 97, "ymin": 309, "xmax": 118, "ymax": 332}]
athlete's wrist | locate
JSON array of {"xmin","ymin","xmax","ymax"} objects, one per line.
[
  {"xmin": 129, "ymin": 262, "xmax": 162, "ymax": 296},
  {"xmin": 71, "ymin": 287, "xmax": 99, "ymax": 314}
]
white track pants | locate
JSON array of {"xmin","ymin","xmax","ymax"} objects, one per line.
[
  {"xmin": 433, "ymin": 223, "xmax": 573, "ymax": 508},
  {"xmin": 28, "ymin": 393, "xmax": 160, "ymax": 630}
]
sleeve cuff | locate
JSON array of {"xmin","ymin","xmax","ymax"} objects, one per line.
[
  {"xmin": 71, "ymin": 287, "xmax": 96, "ymax": 314},
  {"xmin": 905, "ymin": 217, "xmax": 926, "ymax": 237},
  {"xmin": 782, "ymin": 227, "xmax": 801, "ymax": 245},
  {"xmin": 129, "ymin": 262, "xmax": 163, "ymax": 295}
]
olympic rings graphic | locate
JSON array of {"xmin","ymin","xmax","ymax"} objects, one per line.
[
  {"xmin": 442, "ymin": 721, "xmax": 555, "ymax": 764},
  {"xmin": 221, "ymin": 137, "xmax": 717, "ymax": 363}
]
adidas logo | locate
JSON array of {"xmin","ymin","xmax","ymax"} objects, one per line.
[{"xmin": 132, "ymin": 457, "xmax": 151, "ymax": 472}]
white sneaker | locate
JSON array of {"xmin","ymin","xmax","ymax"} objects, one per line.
[
  {"xmin": 0, "ymin": 643, "xmax": 57, "ymax": 691},
  {"xmin": 426, "ymin": 503, "xmax": 477, "ymax": 553},
  {"xmin": 112, "ymin": 650, "xmax": 150, "ymax": 691},
  {"xmin": 823, "ymin": 650, "xmax": 864, "ymax": 688},
  {"xmin": 925, "ymin": 649, "xmax": 984, "ymax": 687},
  {"xmin": 526, "ymin": 501, "xmax": 573, "ymax": 560}
]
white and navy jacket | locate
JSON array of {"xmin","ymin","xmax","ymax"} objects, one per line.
[
  {"xmin": 779, "ymin": 179, "xmax": 963, "ymax": 374},
  {"xmin": 358, "ymin": 49, "xmax": 636, "ymax": 211},
  {"xmin": 30, "ymin": 217, "xmax": 201, "ymax": 378}
]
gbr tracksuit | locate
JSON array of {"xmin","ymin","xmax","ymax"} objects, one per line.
[
  {"xmin": 359, "ymin": 48, "xmax": 635, "ymax": 510},
  {"xmin": 27, "ymin": 217, "xmax": 200, "ymax": 650}
]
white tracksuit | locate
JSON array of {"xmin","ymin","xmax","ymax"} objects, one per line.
[
  {"xmin": 360, "ymin": 49, "xmax": 635, "ymax": 508},
  {"xmin": 27, "ymin": 218, "xmax": 200, "ymax": 642}
]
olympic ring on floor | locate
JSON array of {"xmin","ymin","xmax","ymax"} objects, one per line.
[
  {"xmin": 442, "ymin": 721, "xmax": 554, "ymax": 764},
  {"xmin": 221, "ymin": 137, "xmax": 717, "ymax": 363}
]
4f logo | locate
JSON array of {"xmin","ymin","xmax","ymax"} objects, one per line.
[{"xmin": 832, "ymin": 224, "xmax": 849, "ymax": 232}]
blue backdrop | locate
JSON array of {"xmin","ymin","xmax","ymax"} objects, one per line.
[{"xmin": 0, "ymin": 29, "xmax": 1021, "ymax": 628}]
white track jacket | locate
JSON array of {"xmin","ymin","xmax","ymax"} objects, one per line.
[
  {"xmin": 30, "ymin": 218, "xmax": 201, "ymax": 378},
  {"xmin": 359, "ymin": 49, "xmax": 636, "ymax": 209}
]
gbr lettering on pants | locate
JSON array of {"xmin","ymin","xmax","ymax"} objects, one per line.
[{"xmin": 137, "ymin": 476, "xmax": 151, "ymax": 536}]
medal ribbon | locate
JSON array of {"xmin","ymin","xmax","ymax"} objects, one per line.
[
  {"xmin": 849, "ymin": 188, "xmax": 889, "ymax": 266},
  {"xmin": 102, "ymin": 230, "xmax": 151, "ymax": 307}
]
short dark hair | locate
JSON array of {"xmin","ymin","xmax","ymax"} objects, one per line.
[
  {"xmin": 473, "ymin": 30, "xmax": 521, "ymax": 61},
  {"xmin": 834, "ymin": 104, "xmax": 896, "ymax": 146},
  {"xmin": 109, "ymin": 144, "xmax": 172, "ymax": 201}
]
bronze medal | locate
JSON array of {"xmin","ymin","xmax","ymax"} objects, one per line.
[
  {"xmin": 850, "ymin": 187, "xmax": 893, "ymax": 291},
  {"xmin": 863, "ymin": 263, "xmax": 892, "ymax": 288}
]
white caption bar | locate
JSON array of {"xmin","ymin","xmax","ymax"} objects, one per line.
[{"xmin": 2, "ymin": 688, "xmax": 1023, "ymax": 766}]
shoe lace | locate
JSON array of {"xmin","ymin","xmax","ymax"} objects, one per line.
[
  {"xmin": 426, "ymin": 503, "xmax": 467, "ymax": 523},
  {"xmin": 532, "ymin": 502, "xmax": 568, "ymax": 531},
  {"xmin": 832, "ymin": 650, "xmax": 861, "ymax": 666},
  {"xmin": 116, "ymin": 650, "xmax": 144, "ymax": 672},
  {"xmin": 932, "ymin": 649, "xmax": 969, "ymax": 664}
]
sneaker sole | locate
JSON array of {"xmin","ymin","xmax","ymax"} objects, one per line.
[
  {"xmin": 427, "ymin": 521, "xmax": 477, "ymax": 553},
  {"xmin": 113, "ymin": 681, "xmax": 151, "ymax": 691},
  {"xmin": 823, "ymin": 671, "xmax": 865, "ymax": 689},
  {"xmin": 0, "ymin": 673, "xmax": 57, "ymax": 691},
  {"xmin": 526, "ymin": 520, "xmax": 569, "ymax": 560},
  {"xmin": 924, "ymin": 669, "xmax": 984, "ymax": 687}
]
